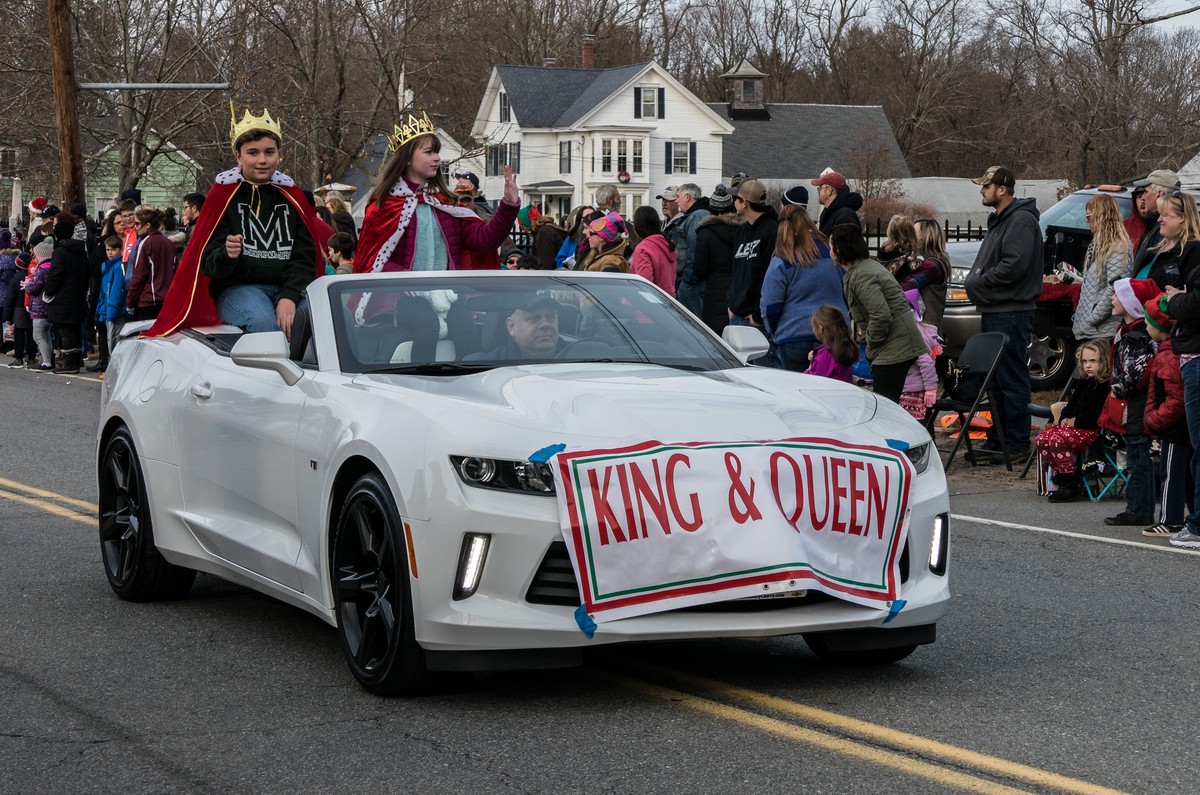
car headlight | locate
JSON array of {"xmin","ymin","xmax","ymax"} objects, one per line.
[
  {"xmin": 902, "ymin": 442, "xmax": 932, "ymax": 474},
  {"xmin": 450, "ymin": 456, "xmax": 556, "ymax": 495}
]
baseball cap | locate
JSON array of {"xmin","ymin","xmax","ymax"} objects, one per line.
[
  {"xmin": 736, "ymin": 179, "xmax": 768, "ymax": 204},
  {"xmin": 730, "ymin": 172, "xmax": 750, "ymax": 189},
  {"xmin": 971, "ymin": 166, "xmax": 1016, "ymax": 189},
  {"xmin": 453, "ymin": 171, "xmax": 480, "ymax": 189},
  {"xmin": 811, "ymin": 171, "xmax": 847, "ymax": 190},
  {"xmin": 511, "ymin": 291, "xmax": 562, "ymax": 315},
  {"xmin": 39, "ymin": 204, "xmax": 61, "ymax": 219},
  {"xmin": 656, "ymin": 186, "xmax": 678, "ymax": 201},
  {"xmin": 1132, "ymin": 169, "xmax": 1180, "ymax": 190}
]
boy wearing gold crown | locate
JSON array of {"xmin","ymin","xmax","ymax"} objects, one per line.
[
  {"xmin": 144, "ymin": 106, "xmax": 326, "ymax": 339},
  {"xmin": 354, "ymin": 111, "xmax": 519, "ymax": 281}
]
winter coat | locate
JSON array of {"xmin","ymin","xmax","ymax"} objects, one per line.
[
  {"xmin": 1144, "ymin": 337, "xmax": 1189, "ymax": 445},
  {"xmin": 726, "ymin": 207, "xmax": 779, "ymax": 324},
  {"xmin": 1099, "ymin": 320, "xmax": 1154, "ymax": 436},
  {"xmin": 896, "ymin": 256, "xmax": 948, "ymax": 331},
  {"xmin": 125, "ymin": 230, "xmax": 176, "ymax": 309},
  {"xmin": 841, "ymin": 257, "xmax": 928, "ymax": 366},
  {"xmin": 43, "ymin": 238, "xmax": 90, "ymax": 325},
  {"xmin": 1059, "ymin": 376, "xmax": 1106, "ymax": 430},
  {"xmin": 692, "ymin": 213, "xmax": 742, "ymax": 333},
  {"xmin": 532, "ymin": 216, "xmax": 568, "ymax": 270},
  {"xmin": 97, "ymin": 256, "xmax": 129, "ymax": 323},
  {"xmin": 1072, "ymin": 241, "xmax": 1130, "ymax": 341},
  {"xmin": 1141, "ymin": 239, "xmax": 1200, "ymax": 291},
  {"xmin": 759, "ymin": 242, "xmax": 846, "ymax": 345},
  {"xmin": 332, "ymin": 210, "xmax": 357, "ymax": 242},
  {"xmin": 964, "ymin": 197, "xmax": 1044, "ymax": 313},
  {"xmin": 577, "ymin": 238, "xmax": 629, "ymax": 273},
  {"xmin": 24, "ymin": 263, "xmax": 51, "ymax": 320},
  {"xmin": 629, "ymin": 233, "xmax": 676, "ymax": 295},
  {"xmin": 816, "ymin": 190, "xmax": 864, "ymax": 237},
  {"xmin": 671, "ymin": 200, "xmax": 711, "ymax": 285},
  {"xmin": 0, "ymin": 250, "xmax": 18, "ymax": 313},
  {"xmin": 1166, "ymin": 245, "xmax": 1200, "ymax": 355},
  {"xmin": 902, "ymin": 353, "xmax": 938, "ymax": 393},
  {"xmin": 3, "ymin": 271, "xmax": 30, "ymax": 328},
  {"xmin": 805, "ymin": 344, "xmax": 852, "ymax": 383}
]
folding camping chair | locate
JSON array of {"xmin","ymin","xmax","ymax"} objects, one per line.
[
  {"xmin": 924, "ymin": 332, "xmax": 1010, "ymax": 471},
  {"xmin": 1080, "ymin": 434, "xmax": 1129, "ymax": 501}
]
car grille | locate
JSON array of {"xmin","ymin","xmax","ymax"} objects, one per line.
[{"xmin": 526, "ymin": 540, "xmax": 910, "ymax": 609}]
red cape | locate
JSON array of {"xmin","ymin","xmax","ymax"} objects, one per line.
[
  {"xmin": 144, "ymin": 179, "xmax": 326, "ymax": 338},
  {"xmin": 355, "ymin": 192, "xmax": 499, "ymax": 275}
]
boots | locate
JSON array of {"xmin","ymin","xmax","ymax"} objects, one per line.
[
  {"xmin": 1048, "ymin": 472, "xmax": 1083, "ymax": 503},
  {"xmin": 54, "ymin": 348, "xmax": 82, "ymax": 374}
]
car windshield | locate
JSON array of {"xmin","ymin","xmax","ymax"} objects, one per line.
[
  {"xmin": 1039, "ymin": 191, "xmax": 1132, "ymax": 234},
  {"xmin": 327, "ymin": 273, "xmax": 743, "ymax": 374}
]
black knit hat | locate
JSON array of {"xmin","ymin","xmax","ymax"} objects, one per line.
[{"xmin": 781, "ymin": 185, "xmax": 809, "ymax": 208}]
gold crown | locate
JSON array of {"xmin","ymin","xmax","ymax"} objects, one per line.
[
  {"xmin": 388, "ymin": 111, "xmax": 436, "ymax": 153},
  {"xmin": 229, "ymin": 101, "xmax": 283, "ymax": 149}
]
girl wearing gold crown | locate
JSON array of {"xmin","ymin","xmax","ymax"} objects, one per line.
[
  {"xmin": 354, "ymin": 112, "xmax": 519, "ymax": 284},
  {"xmin": 143, "ymin": 106, "xmax": 326, "ymax": 340}
]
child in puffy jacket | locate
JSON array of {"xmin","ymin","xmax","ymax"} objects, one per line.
[
  {"xmin": 1141, "ymin": 294, "xmax": 1191, "ymax": 538},
  {"xmin": 898, "ymin": 290, "xmax": 940, "ymax": 420},
  {"xmin": 23, "ymin": 240, "xmax": 55, "ymax": 370},
  {"xmin": 96, "ymin": 236, "xmax": 127, "ymax": 342},
  {"xmin": 804, "ymin": 305, "xmax": 856, "ymax": 383}
]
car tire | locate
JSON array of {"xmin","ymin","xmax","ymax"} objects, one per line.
[
  {"xmin": 98, "ymin": 427, "xmax": 196, "ymax": 601},
  {"xmin": 332, "ymin": 471, "xmax": 429, "ymax": 696},
  {"xmin": 804, "ymin": 637, "xmax": 919, "ymax": 666},
  {"xmin": 1028, "ymin": 332, "xmax": 1075, "ymax": 391}
]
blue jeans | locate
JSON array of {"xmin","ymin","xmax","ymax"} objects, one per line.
[
  {"xmin": 980, "ymin": 311, "xmax": 1034, "ymax": 449},
  {"xmin": 1123, "ymin": 433, "xmax": 1154, "ymax": 518},
  {"xmin": 1182, "ymin": 358, "xmax": 1200, "ymax": 532},
  {"xmin": 777, "ymin": 340, "xmax": 817, "ymax": 372},
  {"xmin": 676, "ymin": 281, "xmax": 705, "ymax": 318},
  {"xmin": 217, "ymin": 284, "xmax": 307, "ymax": 333}
]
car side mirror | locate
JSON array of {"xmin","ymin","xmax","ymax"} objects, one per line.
[
  {"xmin": 230, "ymin": 331, "xmax": 304, "ymax": 386},
  {"xmin": 722, "ymin": 325, "xmax": 771, "ymax": 363}
]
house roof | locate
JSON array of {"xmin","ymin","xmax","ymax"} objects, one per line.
[
  {"xmin": 708, "ymin": 103, "xmax": 911, "ymax": 180},
  {"xmin": 495, "ymin": 62, "xmax": 651, "ymax": 128}
]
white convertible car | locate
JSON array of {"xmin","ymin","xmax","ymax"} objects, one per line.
[{"xmin": 98, "ymin": 271, "xmax": 950, "ymax": 695}]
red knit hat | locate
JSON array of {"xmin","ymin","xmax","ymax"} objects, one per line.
[{"xmin": 1144, "ymin": 292, "xmax": 1174, "ymax": 332}]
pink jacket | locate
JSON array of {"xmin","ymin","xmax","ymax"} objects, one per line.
[{"xmin": 630, "ymin": 233, "xmax": 677, "ymax": 295}]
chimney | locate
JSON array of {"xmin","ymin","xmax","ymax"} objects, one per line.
[
  {"xmin": 542, "ymin": 56, "xmax": 558, "ymax": 68},
  {"xmin": 581, "ymin": 34, "xmax": 596, "ymax": 69}
]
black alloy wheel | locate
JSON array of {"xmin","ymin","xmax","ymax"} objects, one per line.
[
  {"xmin": 98, "ymin": 427, "xmax": 195, "ymax": 600},
  {"xmin": 332, "ymin": 472, "xmax": 428, "ymax": 695}
]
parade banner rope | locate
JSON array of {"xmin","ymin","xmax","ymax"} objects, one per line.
[{"xmin": 552, "ymin": 437, "xmax": 914, "ymax": 624}]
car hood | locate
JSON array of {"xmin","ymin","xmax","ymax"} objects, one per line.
[{"xmin": 354, "ymin": 363, "xmax": 886, "ymax": 450}]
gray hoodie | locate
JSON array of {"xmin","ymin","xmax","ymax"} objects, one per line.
[{"xmin": 964, "ymin": 197, "xmax": 1044, "ymax": 313}]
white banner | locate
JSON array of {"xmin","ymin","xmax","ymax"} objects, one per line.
[{"xmin": 553, "ymin": 437, "xmax": 913, "ymax": 623}]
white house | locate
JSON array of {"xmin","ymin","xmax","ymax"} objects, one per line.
[{"xmin": 471, "ymin": 61, "xmax": 734, "ymax": 221}]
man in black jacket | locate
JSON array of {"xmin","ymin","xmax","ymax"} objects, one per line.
[
  {"xmin": 1130, "ymin": 168, "xmax": 1180, "ymax": 275},
  {"xmin": 812, "ymin": 171, "xmax": 863, "ymax": 236},
  {"xmin": 726, "ymin": 179, "xmax": 778, "ymax": 364},
  {"xmin": 964, "ymin": 165, "xmax": 1044, "ymax": 459}
]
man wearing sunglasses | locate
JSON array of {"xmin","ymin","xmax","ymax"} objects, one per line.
[
  {"xmin": 1129, "ymin": 169, "xmax": 1181, "ymax": 275},
  {"xmin": 964, "ymin": 165, "xmax": 1044, "ymax": 462}
]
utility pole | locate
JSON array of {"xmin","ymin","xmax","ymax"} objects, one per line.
[{"xmin": 48, "ymin": 0, "xmax": 84, "ymax": 206}]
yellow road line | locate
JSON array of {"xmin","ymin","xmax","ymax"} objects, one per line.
[
  {"xmin": 0, "ymin": 488, "xmax": 95, "ymax": 526},
  {"xmin": 0, "ymin": 476, "xmax": 96, "ymax": 511},
  {"xmin": 612, "ymin": 663, "xmax": 1126, "ymax": 795},
  {"xmin": 599, "ymin": 671, "xmax": 1035, "ymax": 794}
]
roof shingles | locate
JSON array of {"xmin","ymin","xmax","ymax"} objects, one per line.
[{"xmin": 496, "ymin": 63, "xmax": 650, "ymax": 128}]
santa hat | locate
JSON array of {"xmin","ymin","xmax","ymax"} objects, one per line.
[
  {"xmin": 1113, "ymin": 278, "xmax": 1159, "ymax": 319},
  {"xmin": 28, "ymin": 197, "xmax": 46, "ymax": 216},
  {"xmin": 1144, "ymin": 292, "xmax": 1174, "ymax": 332}
]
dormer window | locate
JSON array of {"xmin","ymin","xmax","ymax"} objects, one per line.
[
  {"xmin": 634, "ymin": 86, "xmax": 666, "ymax": 119},
  {"xmin": 499, "ymin": 92, "xmax": 510, "ymax": 122}
]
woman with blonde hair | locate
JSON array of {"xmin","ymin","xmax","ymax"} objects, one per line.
[
  {"xmin": 324, "ymin": 190, "xmax": 358, "ymax": 241},
  {"xmin": 878, "ymin": 214, "xmax": 917, "ymax": 275},
  {"xmin": 899, "ymin": 218, "xmax": 950, "ymax": 331},
  {"xmin": 1073, "ymin": 193, "xmax": 1132, "ymax": 341},
  {"xmin": 759, "ymin": 205, "xmax": 846, "ymax": 370},
  {"xmin": 1141, "ymin": 191, "xmax": 1200, "ymax": 289}
]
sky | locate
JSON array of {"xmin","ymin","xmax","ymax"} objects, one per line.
[{"xmin": 1153, "ymin": 0, "xmax": 1200, "ymax": 31}]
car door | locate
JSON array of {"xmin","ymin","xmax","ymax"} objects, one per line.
[{"xmin": 175, "ymin": 345, "xmax": 307, "ymax": 592}]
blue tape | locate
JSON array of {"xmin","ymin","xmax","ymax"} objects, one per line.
[
  {"xmin": 530, "ymin": 443, "xmax": 567, "ymax": 463},
  {"xmin": 885, "ymin": 438, "xmax": 910, "ymax": 452},
  {"xmin": 882, "ymin": 599, "xmax": 907, "ymax": 624},
  {"xmin": 574, "ymin": 605, "xmax": 597, "ymax": 638}
]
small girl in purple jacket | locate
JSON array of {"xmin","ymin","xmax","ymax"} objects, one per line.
[{"xmin": 804, "ymin": 305, "xmax": 856, "ymax": 383}]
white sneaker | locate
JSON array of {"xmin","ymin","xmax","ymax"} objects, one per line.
[{"xmin": 1169, "ymin": 528, "xmax": 1200, "ymax": 549}]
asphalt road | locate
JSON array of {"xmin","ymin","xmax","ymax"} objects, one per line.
[{"xmin": 2, "ymin": 365, "xmax": 1197, "ymax": 794}]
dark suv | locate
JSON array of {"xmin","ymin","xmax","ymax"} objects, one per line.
[{"xmin": 942, "ymin": 186, "xmax": 1136, "ymax": 390}]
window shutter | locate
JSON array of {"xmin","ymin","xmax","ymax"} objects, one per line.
[
  {"xmin": 513, "ymin": 142, "xmax": 521, "ymax": 173},
  {"xmin": 658, "ymin": 88, "xmax": 666, "ymax": 119},
  {"xmin": 689, "ymin": 142, "xmax": 696, "ymax": 174},
  {"xmin": 665, "ymin": 141, "xmax": 672, "ymax": 174},
  {"xmin": 634, "ymin": 88, "xmax": 642, "ymax": 119}
]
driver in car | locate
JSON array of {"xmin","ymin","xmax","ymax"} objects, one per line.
[{"xmin": 478, "ymin": 294, "xmax": 567, "ymax": 360}]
